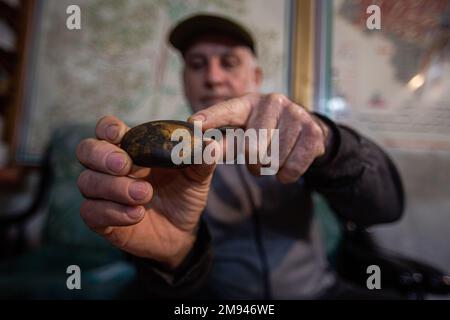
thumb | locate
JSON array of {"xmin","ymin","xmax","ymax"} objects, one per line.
[{"xmin": 183, "ymin": 139, "xmax": 220, "ymax": 183}]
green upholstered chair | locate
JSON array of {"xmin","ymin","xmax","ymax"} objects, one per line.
[
  {"xmin": 0, "ymin": 124, "xmax": 135, "ymax": 299},
  {"xmin": 313, "ymin": 193, "xmax": 342, "ymax": 266}
]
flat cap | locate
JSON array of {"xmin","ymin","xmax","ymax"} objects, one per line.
[{"xmin": 168, "ymin": 14, "xmax": 256, "ymax": 55}]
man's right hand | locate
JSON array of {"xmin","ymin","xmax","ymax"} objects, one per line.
[{"xmin": 76, "ymin": 116, "xmax": 217, "ymax": 270}]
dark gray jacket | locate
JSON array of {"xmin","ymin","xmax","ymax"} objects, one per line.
[{"xmin": 133, "ymin": 115, "xmax": 404, "ymax": 299}]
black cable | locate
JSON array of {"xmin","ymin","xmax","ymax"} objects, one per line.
[{"xmin": 236, "ymin": 165, "xmax": 272, "ymax": 300}]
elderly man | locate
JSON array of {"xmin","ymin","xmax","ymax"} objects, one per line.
[{"xmin": 76, "ymin": 14, "xmax": 404, "ymax": 299}]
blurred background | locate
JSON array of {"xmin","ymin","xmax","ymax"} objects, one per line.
[{"xmin": 0, "ymin": 0, "xmax": 449, "ymax": 299}]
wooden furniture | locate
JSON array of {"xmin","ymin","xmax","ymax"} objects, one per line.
[{"xmin": 0, "ymin": 0, "xmax": 37, "ymax": 185}]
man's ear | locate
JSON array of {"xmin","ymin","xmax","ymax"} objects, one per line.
[{"xmin": 254, "ymin": 67, "xmax": 263, "ymax": 87}]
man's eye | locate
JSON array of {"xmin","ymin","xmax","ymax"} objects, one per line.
[
  {"xmin": 187, "ymin": 59, "xmax": 205, "ymax": 70},
  {"xmin": 222, "ymin": 56, "xmax": 241, "ymax": 69}
]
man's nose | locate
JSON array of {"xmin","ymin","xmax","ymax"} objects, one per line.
[{"xmin": 205, "ymin": 59, "xmax": 226, "ymax": 88}]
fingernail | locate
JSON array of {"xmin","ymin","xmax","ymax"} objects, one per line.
[
  {"xmin": 188, "ymin": 114, "xmax": 206, "ymax": 123},
  {"xmin": 106, "ymin": 152, "xmax": 127, "ymax": 173},
  {"xmin": 126, "ymin": 206, "xmax": 143, "ymax": 219},
  {"xmin": 106, "ymin": 124, "xmax": 118, "ymax": 141},
  {"xmin": 129, "ymin": 181, "xmax": 149, "ymax": 200}
]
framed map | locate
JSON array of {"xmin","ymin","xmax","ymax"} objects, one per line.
[
  {"xmin": 320, "ymin": 0, "xmax": 450, "ymax": 151},
  {"xmin": 15, "ymin": 0, "xmax": 292, "ymax": 164}
]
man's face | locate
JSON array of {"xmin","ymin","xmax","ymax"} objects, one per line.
[{"xmin": 182, "ymin": 35, "xmax": 262, "ymax": 112}]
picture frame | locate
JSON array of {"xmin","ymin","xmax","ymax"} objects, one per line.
[
  {"xmin": 290, "ymin": 0, "xmax": 316, "ymax": 110},
  {"xmin": 1, "ymin": 0, "xmax": 37, "ymax": 169},
  {"xmin": 308, "ymin": 0, "xmax": 450, "ymax": 151}
]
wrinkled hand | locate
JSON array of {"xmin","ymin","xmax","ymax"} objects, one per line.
[
  {"xmin": 189, "ymin": 93, "xmax": 329, "ymax": 183},
  {"xmin": 76, "ymin": 116, "xmax": 217, "ymax": 269}
]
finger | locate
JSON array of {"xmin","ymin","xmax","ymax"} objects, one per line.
[
  {"xmin": 78, "ymin": 170, "xmax": 153, "ymax": 205},
  {"xmin": 80, "ymin": 199, "xmax": 145, "ymax": 231},
  {"xmin": 77, "ymin": 138, "xmax": 132, "ymax": 176},
  {"xmin": 188, "ymin": 93, "xmax": 261, "ymax": 130},
  {"xmin": 129, "ymin": 165, "xmax": 151, "ymax": 179},
  {"xmin": 277, "ymin": 120, "xmax": 325, "ymax": 184},
  {"xmin": 218, "ymin": 133, "xmax": 236, "ymax": 164},
  {"xmin": 95, "ymin": 115, "xmax": 130, "ymax": 145},
  {"xmin": 245, "ymin": 94, "xmax": 285, "ymax": 175},
  {"xmin": 184, "ymin": 162, "xmax": 217, "ymax": 185},
  {"xmin": 95, "ymin": 116, "xmax": 153, "ymax": 177},
  {"xmin": 183, "ymin": 139, "xmax": 220, "ymax": 183},
  {"xmin": 247, "ymin": 93, "xmax": 288, "ymax": 131},
  {"xmin": 277, "ymin": 103, "xmax": 306, "ymax": 168}
]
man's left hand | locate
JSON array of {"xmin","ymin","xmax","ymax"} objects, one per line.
[{"xmin": 188, "ymin": 93, "xmax": 330, "ymax": 183}]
